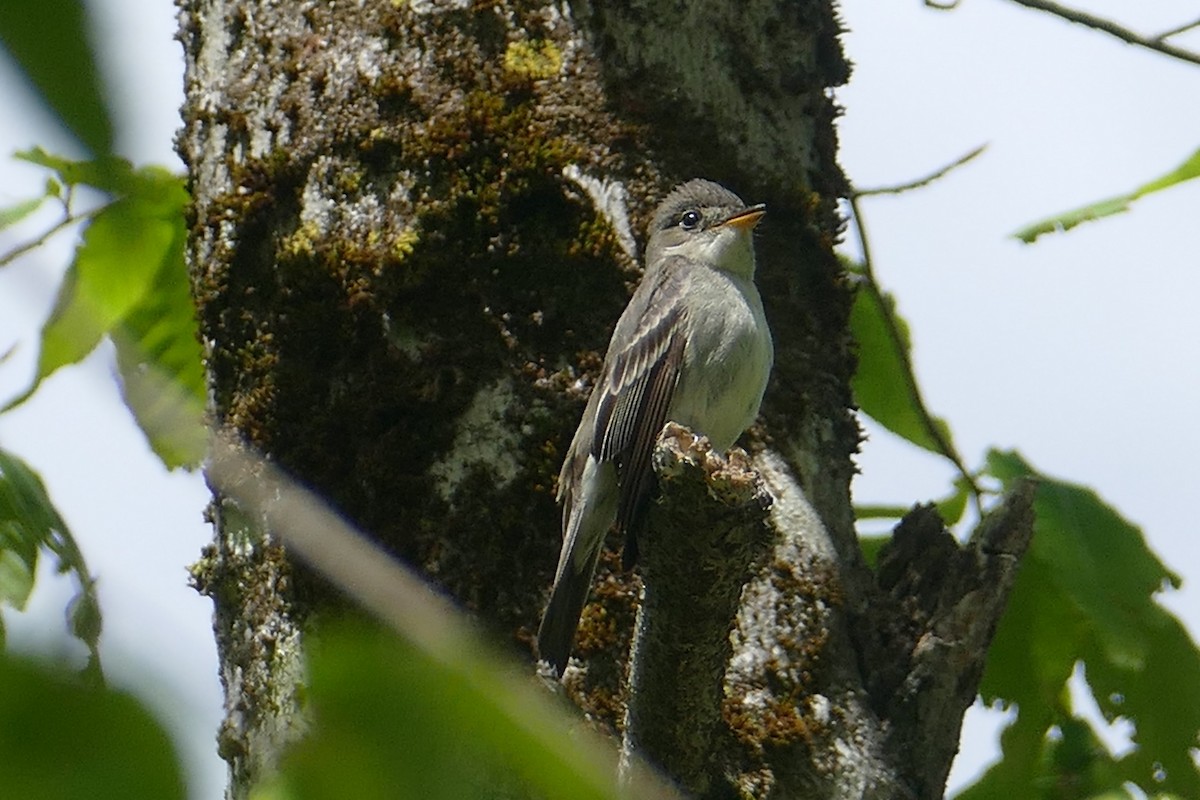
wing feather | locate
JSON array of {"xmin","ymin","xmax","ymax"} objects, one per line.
[{"xmin": 586, "ymin": 264, "xmax": 689, "ymax": 565}]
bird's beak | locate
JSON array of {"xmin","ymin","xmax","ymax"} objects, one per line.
[{"xmin": 721, "ymin": 204, "xmax": 766, "ymax": 232}]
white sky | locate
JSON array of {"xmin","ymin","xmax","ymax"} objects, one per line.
[{"xmin": 0, "ymin": 1, "xmax": 1196, "ymax": 797}]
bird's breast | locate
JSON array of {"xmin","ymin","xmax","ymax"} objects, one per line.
[{"xmin": 670, "ymin": 273, "xmax": 773, "ymax": 451}]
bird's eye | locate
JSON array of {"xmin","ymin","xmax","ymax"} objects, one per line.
[{"xmin": 679, "ymin": 210, "xmax": 702, "ymax": 230}]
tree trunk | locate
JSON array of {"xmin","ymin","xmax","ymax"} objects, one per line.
[{"xmin": 177, "ymin": 1, "xmax": 1033, "ymax": 798}]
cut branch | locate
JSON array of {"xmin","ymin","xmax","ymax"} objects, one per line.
[
  {"xmin": 621, "ymin": 424, "xmax": 774, "ymax": 796},
  {"xmin": 870, "ymin": 482, "xmax": 1037, "ymax": 794}
]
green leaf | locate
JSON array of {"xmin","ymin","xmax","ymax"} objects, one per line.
[
  {"xmin": 17, "ymin": 150, "xmax": 188, "ymax": 208},
  {"xmin": 39, "ymin": 200, "xmax": 173, "ymax": 372},
  {"xmin": 2, "ymin": 153, "xmax": 200, "ymax": 469},
  {"xmin": 0, "ymin": 1, "xmax": 112, "ymax": 154},
  {"xmin": 0, "ymin": 654, "xmax": 184, "ymax": 800},
  {"xmin": 967, "ymin": 450, "xmax": 1200, "ymax": 797},
  {"xmin": 0, "ymin": 450, "xmax": 70, "ymax": 611},
  {"xmin": 0, "ymin": 532, "xmax": 36, "ymax": 609},
  {"xmin": 935, "ymin": 477, "xmax": 971, "ymax": 526},
  {"xmin": 987, "ymin": 450, "xmax": 1180, "ymax": 669},
  {"xmin": 1085, "ymin": 614, "xmax": 1200, "ymax": 798},
  {"xmin": 980, "ymin": 548, "xmax": 1082, "ymax": 712},
  {"xmin": 857, "ymin": 534, "xmax": 890, "ymax": 569},
  {"xmin": 1013, "ymin": 146, "xmax": 1200, "ymax": 243},
  {"xmin": 5, "ymin": 163, "xmax": 189, "ymax": 413},
  {"xmin": 0, "ymin": 448, "xmax": 105, "ymax": 673},
  {"xmin": 112, "ymin": 209, "xmax": 206, "ymax": 470},
  {"xmin": 280, "ymin": 623, "xmax": 622, "ymax": 800},
  {"xmin": 854, "ymin": 504, "xmax": 912, "ymax": 521},
  {"xmin": 0, "ymin": 196, "xmax": 47, "ymax": 231},
  {"xmin": 850, "ymin": 279, "xmax": 957, "ymax": 456}
]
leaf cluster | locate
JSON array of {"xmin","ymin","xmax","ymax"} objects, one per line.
[{"xmin": 848, "ymin": 173, "xmax": 1200, "ymax": 796}]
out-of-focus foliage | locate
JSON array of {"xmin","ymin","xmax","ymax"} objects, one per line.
[
  {"xmin": 264, "ymin": 623, "xmax": 630, "ymax": 800},
  {"xmin": 0, "ymin": 0, "xmax": 112, "ymax": 154},
  {"xmin": 0, "ymin": 652, "xmax": 184, "ymax": 800},
  {"xmin": 2, "ymin": 149, "xmax": 204, "ymax": 469},
  {"xmin": 0, "ymin": 448, "xmax": 102, "ymax": 681}
]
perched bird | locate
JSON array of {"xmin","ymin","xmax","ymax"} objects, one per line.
[{"xmin": 537, "ymin": 178, "xmax": 773, "ymax": 677}]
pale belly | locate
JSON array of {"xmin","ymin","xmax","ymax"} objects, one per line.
[{"xmin": 668, "ymin": 276, "xmax": 772, "ymax": 452}]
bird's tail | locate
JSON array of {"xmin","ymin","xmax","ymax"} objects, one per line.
[
  {"xmin": 536, "ymin": 555, "xmax": 597, "ymax": 678},
  {"xmin": 537, "ymin": 464, "xmax": 613, "ymax": 677}
]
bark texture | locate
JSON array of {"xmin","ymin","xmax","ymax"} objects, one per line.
[{"xmin": 178, "ymin": 1, "xmax": 1033, "ymax": 798}]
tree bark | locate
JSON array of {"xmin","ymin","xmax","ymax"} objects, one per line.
[{"xmin": 177, "ymin": 0, "xmax": 1033, "ymax": 798}]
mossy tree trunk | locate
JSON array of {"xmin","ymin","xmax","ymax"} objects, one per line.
[{"xmin": 178, "ymin": 1, "xmax": 1033, "ymax": 798}]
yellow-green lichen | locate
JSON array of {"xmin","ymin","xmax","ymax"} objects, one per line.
[
  {"xmin": 282, "ymin": 220, "xmax": 322, "ymax": 258},
  {"xmin": 502, "ymin": 40, "xmax": 562, "ymax": 81},
  {"xmin": 391, "ymin": 227, "xmax": 420, "ymax": 261}
]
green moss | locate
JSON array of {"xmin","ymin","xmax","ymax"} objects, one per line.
[
  {"xmin": 502, "ymin": 40, "xmax": 562, "ymax": 81},
  {"xmin": 282, "ymin": 220, "xmax": 322, "ymax": 257},
  {"xmin": 390, "ymin": 227, "xmax": 419, "ymax": 261}
]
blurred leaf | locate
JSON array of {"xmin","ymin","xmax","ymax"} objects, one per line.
[
  {"xmin": 0, "ymin": 447, "xmax": 104, "ymax": 675},
  {"xmin": 1013, "ymin": 146, "xmax": 1200, "ymax": 243},
  {"xmin": 966, "ymin": 450, "xmax": 1200, "ymax": 798},
  {"xmin": 0, "ymin": 654, "xmax": 184, "ymax": 800},
  {"xmin": 854, "ymin": 504, "xmax": 911, "ymax": 520},
  {"xmin": 850, "ymin": 279, "xmax": 957, "ymax": 456},
  {"xmin": 935, "ymin": 477, "xmax": 971, "ymax": 526},
  {"xmin": 0, "ymin": 530, "xmax": 36, "ymax": 610},
  {"xmin": 112, "ymin": 215, "xmax": 205, "ymax": 469},
  {"xmin": 0, "ymin": 449, "xmax": 70, "ymax": 610},
  {"xmin": 37, "ymin": 199, "xmax": 173, "ymax": 374},
  {"xmin": 858, "ymin": 534, "xmax": 890, "ymax": 569},
  {"xmin": 1085, "ymin": 614, "xmax": 1200, "ymax": 798},
  {"xmin": 3, "ymin": 152, "xmax": 200, "ymax": 469},
  {"xmin": 0, "ymin": 0, "xmax": 112, "ymax": 154},
  {"xmin": 4, "ymin": 160, "xmax": 190, "ymax": 416},
  {"xmin": 962, "ymin": 712, "xmax": 1135, "ymax": 800},
  {"xmin": 17, "ymin": 148, "xmax": 157, "ymax": 197},
  {"xmin": 280, "ymin": 623, "xmax": 623, "ymax": 800},
  {"xmin": 0, "ymin": 196, "xmax": 47, "ymax": 231},
  {"xmin": 66, "ymin": 589, "xmax": 102, "ymax": 648}
]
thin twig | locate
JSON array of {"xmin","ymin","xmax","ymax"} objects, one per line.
[
  {"xmin": 854, "ymin": 145, "xmax": 987, "ymax": 198},
  {"xmin": 0, "ymin": 188, "xmax": 87, "ymax": 269},
  {"xmin": 1154, "ymin": 17, "xmax": 1200, "ymax": 42},
  {"xmin": 847, "ymin": 194, "xmax": 984, "ymax": 516},
  {"xmin": 0, "ymin": 214, "xmax": 82, "ymax": 267},
  {"xmin": 937, "ymin": 0, "xmax": 1200, "ymax": 67}
]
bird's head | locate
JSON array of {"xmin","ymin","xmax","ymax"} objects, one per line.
[{"xmin": 645, "ymin": 179, "xmax": 765, "ymax": 279}]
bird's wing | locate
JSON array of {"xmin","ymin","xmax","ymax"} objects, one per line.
[{"xmin": 591, "ymin": 265, "xmax": 688, "ymax": 561}]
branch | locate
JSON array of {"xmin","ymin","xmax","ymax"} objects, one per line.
[
  {"xmin": 854, "ymin": 145, "xmax": 987, "ymax": 198},
  {"xmin": 0, "ymin": 191, "xmax": 87, "ymax": 268},
  {"xmin": 724, "ymin": 452, "xmax": 912, "ymax": 799},
  {"xmin": 846, "ymin": 192, "xmax": 984, "ymax": 513},
  {"xmin": 870, "ymin": 482, "xmax": 1036, "ymax": 794},
  {"xmin": 1154, "ymin": 17, "xmax": 1200, "ymax": 42},
  {"xmin": 927, "ymin": 0, "xmax": 1200, "ymax": 67},
  {"xmin": 622, "ymin": 424, "xmax": 773, "ymax": 795}
]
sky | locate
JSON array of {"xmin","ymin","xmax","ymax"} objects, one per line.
[{"xmin": 0, "ymin": 1, "xmax": 1197, "ymax": 797}]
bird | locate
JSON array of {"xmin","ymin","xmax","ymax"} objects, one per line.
[{"xmin": 536, "ymin": 178, "xmax": 774, "ymax": 677}]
